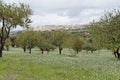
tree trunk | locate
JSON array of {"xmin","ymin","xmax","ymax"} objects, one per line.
[
  {"xmin": 40, "ymin": 48, "xmax": 44, "ymax": 54},
  {"xmin": 116, "ymin": 48, "xmax": 120, "ymax": 59},
  {"xmin": 46, "ymin": 48, "xmax": 50, "ymax": 54},
  {"xmin": 113, "ymin": 50, "xmax": 117, "ymax": 58},
  {"xmin": 0, "ymin": 44, "xmax": 4, "ymax": 57},
  {"xmin": 59, "ymin": 47, "xmax": 63, "ymax": 55},
  {"xmin": 113, "ymin": 48, "xmax": 120, "ymax": 59},
  {"xmin": 0, "ymin": 18, "xmax": 5, "ymax": 57},
  {"xmin": 0, "ymin": 48, "xmax": 3, "ymax": 57},
  {"xmin": 41, "ymin": 50, "xmax": 44, "ymax": 54},
  {"xmin": 91, "ymin": 50, "xmax": 93, "ymax": 53},
  {"xmin": 6, "ymin": 46, "xmax": 9, "ymax": 51},
  {"xmin": 12, "ymin": 44, "xmax": 15, "ymax": 47},
  {"xmin": 29, "ymin": 48, "xmax": 31, "ymax": 54},
  {"xmin": 0, "ymin": 17, "xmax": 11, "ymax": 57},
  {"xmin": 23, "ymin": 46, "xmax": 26, "ymax": 53},
  {"xmin": 76, "ymin": 50, "xmax": 79, "ymax": 54}
]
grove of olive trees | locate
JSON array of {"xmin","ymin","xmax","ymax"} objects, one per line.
[
  {"xmin": 15, "ymin": 29, "xmax": 87, "ymax": 55},
  {"xmin": 1, "ymin": 0, "xmax": 120, "ymax": 60}
]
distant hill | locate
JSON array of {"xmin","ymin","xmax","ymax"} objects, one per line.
[
  {"xmin": 32, "ymin": 24, "xmax": 89, "ymax": 31},
  {"xmin": 10, "ymin": 24, "xmax": 89, "ymax": 35}
]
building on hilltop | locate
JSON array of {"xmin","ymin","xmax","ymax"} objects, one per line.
[{"xmin": 33, "ymin": 24, "xmax": 88, "ymax": 31}]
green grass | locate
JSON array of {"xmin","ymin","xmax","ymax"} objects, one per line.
[{"xmin": 0, "ymin": 48, "xmax": 120, "ymax": 80}]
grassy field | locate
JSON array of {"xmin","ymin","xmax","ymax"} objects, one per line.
[{"xmin": 0, "ymin": 48, "xmax": 120, "ymax": 80}]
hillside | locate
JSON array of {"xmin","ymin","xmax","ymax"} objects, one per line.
[{"xmin": 32, "ymin": 24, "xmax": 88, "ymax": 31}]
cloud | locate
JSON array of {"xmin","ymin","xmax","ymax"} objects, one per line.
[
  {"xmin": 31, "ymin": 13, "xmax": 79, "ymax": 26},
  {"xmin": 4, "ymin": 0, "xmax": 120, "ymax": 27}
]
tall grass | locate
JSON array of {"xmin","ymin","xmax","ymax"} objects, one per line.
[{"xmin": 0, "ymin": 48, "xmax": 119, "ymax": 80}]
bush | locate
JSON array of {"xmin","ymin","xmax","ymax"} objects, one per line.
[{"xmin": 83, "ymin": 45, "xmax": 97, "ymax": 53}]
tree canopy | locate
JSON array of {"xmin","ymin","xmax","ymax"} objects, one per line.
[
  {"xmin": 0, "ymin": 1, "xmax": 32, "ymax": 57},
  {"xmin": 52, "ymin": 30, "xmax": 70, "ymax": 54},
  {"xmin": 89, "ymin": 10, "xmax": 120, "ymax": 58}
]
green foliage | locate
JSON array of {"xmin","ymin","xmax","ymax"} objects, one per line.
[
  {"xmin": 4, "ymin": 38, "xmax": 11, "ymax": 51},
  {"xmin": 0, "ymin": 1, "xmax": 32, "ymax": 29},
  {"xmin": 16, "ymin": 32, "xmax": 27, "ymax": 48},
  {"xmin": 10, "ymin": 36, "xmax": 16, "ymax": 47},
  {"xmin": 52, "ymin": 30, "xmax": 70, "ymax": 54},
  {"xmin": 16, "ymin": 30, "xmax": 38, "ymax": 53},
  {"xmin": 89, "ymin": 10, "xmax": 120, "ymax": 49},
  {"xmin": 37, "ymin": 32, "xmax": 55, "ymax": 54},
  {"xmin": 52, "ymin": 30, "xmax": 67, "ymax": 46},
  {"xmin": 83, "ymin": 44, "xmax": 97, "ymax": 53},
  {"xmin": 69, "ymin": 36, "xmax": 85, "ymax": 54},
  {"xmin": 0, "ymin": 1, "xmax": 32, "ymax": 57},
  {"xmin": 25, "ymin": 30, "xmax": 38, "ymax": 48},
  {"xmin": 89, "ymin": 22, "xmax": 107, "ymax": 49}
]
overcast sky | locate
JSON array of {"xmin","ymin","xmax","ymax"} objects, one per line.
[{"xmin": 4, "ymin": 0, "xmax": 120, "ymax": 27}]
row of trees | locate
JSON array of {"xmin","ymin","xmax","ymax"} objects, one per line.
[
  {"xmin": 2, "ymin": 1, "xmax": 120, "ymax": 59},
  {"xmin": 3, "ymin": 29, "xmax": 97, "ymax": 56},
  {"xmin": 15, "ymin": 30, "xmax": 88, "ymax": 55},
  {"xmin": 0, "ymin": 1, "xmax": 96, "ymax": 57}
]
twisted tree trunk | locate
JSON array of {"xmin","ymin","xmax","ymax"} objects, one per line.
[
  {"xmin": 59, "ymin": 47, "xmax": 63, "ymax": 55},
  {"xmin": 113, "ymin": 48, "xmax": 120, "ymax": 59}
]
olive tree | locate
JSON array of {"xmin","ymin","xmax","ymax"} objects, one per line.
[
  {"xmin": 89, "ymin": 10, "xmax": 120, "ymax": 59},
  {"xmin": 37, "ymin": 31, "xmax": 55, "ymax": 54},
  {"xmin": 4, "ymin": 38, "xmax": 11, "ymax": 51},
  {"xmin": 52, "ymin": 30, "xmax": 69, "ymax": 55},
  {"xmin": 16, "ymin": 31, "xmax": 27, "ymax": 52},
  {"xmin": 71, "ymin": 36, "xmax": 85, "ymax": 54},
  {"xmin": 16, "ymin": 30, "xmax": 38, "ymax": 54},
  {"xmin": 0, "ymin": 1, "xmax": 32, "ymax": 57}
]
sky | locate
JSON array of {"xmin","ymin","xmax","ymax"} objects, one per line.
[{"xmin": 4, "ymin": 0, "xmax": 120, "ymax": 27}]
